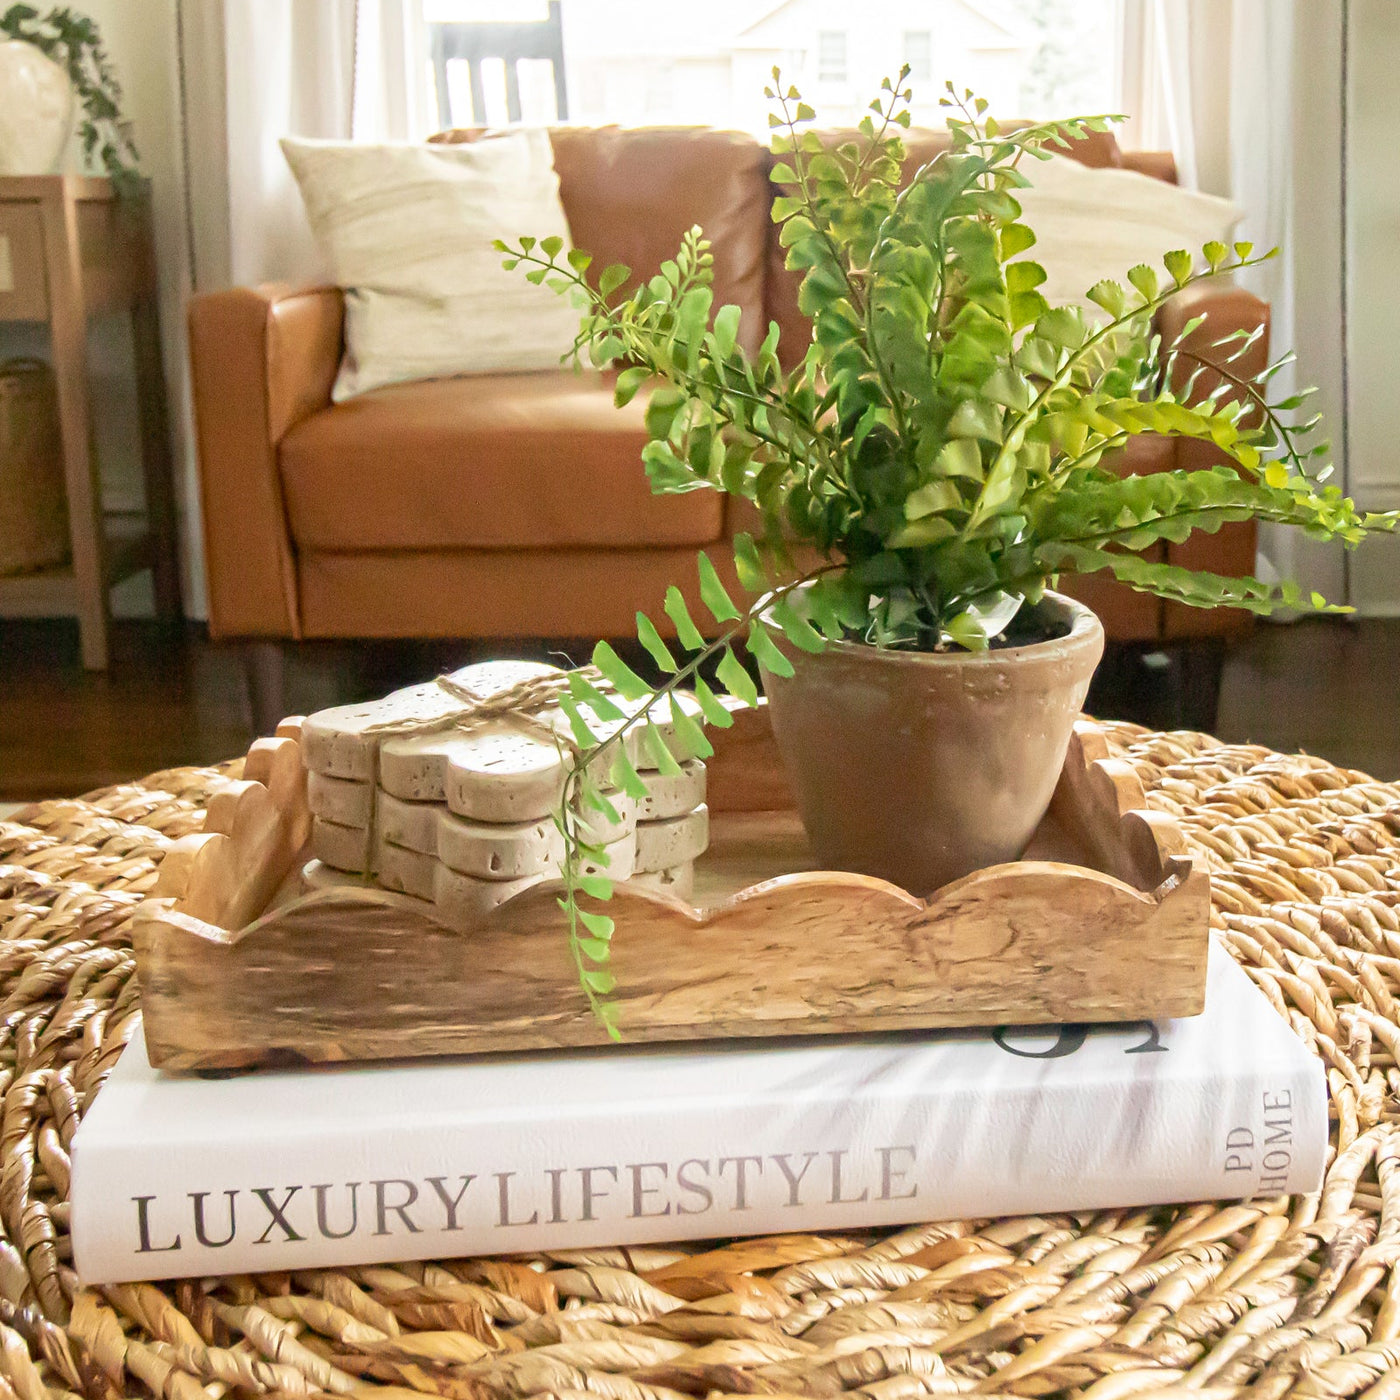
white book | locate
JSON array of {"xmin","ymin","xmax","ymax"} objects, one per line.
[{"xmin": 72, "ymin": 947, "xmax": 1327, "ymax": 1284}]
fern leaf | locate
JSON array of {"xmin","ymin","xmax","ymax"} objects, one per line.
[
  {"xmin": 580, "ymin": 781, "xmax": 622, "ymax": 825},
  {"xmin": 746, "ymin": 620, "xmax": 796, "ymax": 677},
  {"xmin": 692, "ymin": 675, "xmax": 736, "ymax": 727},
  {"xmin": 732, "ymin": 532, "xmax": 771, "ymax": 594},
  {"xmin": 635, "ymin": 613, "xmax": 678, "ymax": 673},
  {"xmin": 668, "ymin": 697, "xmax": 715, "ymax": 759},
  {"xmin": 567, "ymin": 671, "xmax": 625, "ymax": 722},
  {"xmin": 643, "ymin": 721, "xmax": 684, "ymax": 775},
  {"xmin": 591, "ymin": 641, "xmax": 652, "ymax": 701},
  {"xmin": 557, "ymin": 693, "xmax": 601, "ymax": 748},
  {"xmin": 609, "ymin": 747, "xmax": 651, "ymax": 801},
  {"xmin": 716, "ymin": 646, "xmax": 760, "ymax": 706},
  {"xmin": 768, "ymin": 597, "xmax": 826, "ymax": 652},
  {"xmin": 664, "ymin": 586, "xmax": 708, "ymax": 650},
  {"xmin": 698, "ymin": 554, "xmax": 742, "ymax": 622},
  {"xmin": 577, "ymin": 908, "xmax": 615, "ymax": 939}
]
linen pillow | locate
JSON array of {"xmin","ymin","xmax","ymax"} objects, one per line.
[
  {"xmin": 1011, "ymin": 154, "xmax": 1244, "ymax": 310},
  {"xmin": 281, "ymin": 130, "xmax": 581, "ymax": 400}
]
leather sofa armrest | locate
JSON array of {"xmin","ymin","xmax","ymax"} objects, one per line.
[
  {"xmin": 188, "ymin": 284, "xmax": 345, "ymax": 639},
  {"xmin": 1156, "ymin": 281, "xmax": 1270, "ymax": 386},
  {"xmin": 1120, "ymin": 150, "xmax": 1178, "ymax": 184},
  {"xmin": 1156, "ymin": 282, "xmax": 1271, "ymax": 640}
]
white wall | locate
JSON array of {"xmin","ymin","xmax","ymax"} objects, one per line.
[{"xmin": 1344, "ymin": 0, "xmax": 1400, "ymax": 613}]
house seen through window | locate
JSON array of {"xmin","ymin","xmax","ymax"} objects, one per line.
[
  {"xmin": 903, "ymin": 30, "xmax": 933, "ymax": 85},
  {"xmin": 816, "ymin": 30, "xmax": 849, "ymax": 84}
]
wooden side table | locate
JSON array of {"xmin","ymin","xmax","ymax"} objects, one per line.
[{"xmin": 0, "ymin": 174, "xmax": 180, "ymax": 669}]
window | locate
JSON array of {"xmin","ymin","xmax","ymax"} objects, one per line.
[
  {"xmin": 817, "ymin": 30, "xmax": 848, "ymax": 83},
  {"xmin": 414, "ymin": 0, "xmax": 1126, "ymax": 135},
  {"xmin": 903, "ymin": 30, "xmax": 932, "ymax": 84}
]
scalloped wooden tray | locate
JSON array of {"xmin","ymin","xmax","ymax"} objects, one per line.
[{"xmin": 132, "ymin": 709, "xmax": 1210, "ymax": 1072}]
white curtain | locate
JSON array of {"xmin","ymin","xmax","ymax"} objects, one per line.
[
  {"xmin": 1122, "ymin": 0, "xmax": 1348, "ymax": 602},
  {"xmin": 181, "ymin": 0, "xmax": 431, "ymax": 290},
  {"xmin": 353, "ymin": 0, "xmax": 435, "ymax": 142}
]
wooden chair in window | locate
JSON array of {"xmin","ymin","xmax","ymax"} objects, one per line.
[{"xmin": 428, "ymin": 1, "xmax": 568, "ymax": 126}]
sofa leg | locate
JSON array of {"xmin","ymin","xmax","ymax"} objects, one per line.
[
  {"xmin": 244, "ymin": 641, "xmax": 288, "ymax": 738},
  {"xmin": 1167, "ymin": 639, "xmax": 1227, "ymax": 734}
]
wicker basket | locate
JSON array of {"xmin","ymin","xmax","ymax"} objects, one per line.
[{"xmin": 0, "ymin": 357, "xmax": 69, "ymax": 575}]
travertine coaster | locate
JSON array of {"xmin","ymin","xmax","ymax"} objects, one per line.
[
  {"xmin": 574, "ymin": 791, "xmax": 637, "ymax": 846},
  {"xmin": 302, "ymin": 660, "xmax": 563, "ymax": 782},
  {"xmin": 432, "ymin": 865, "xmax": 548, "ymax": 926},
  {"xmin": 434, "ymin": 809, "xmax": 562, "ymax": 879},
  {"xmin": 380, "ymin": 829, "xmax": 642, "ymax": 901},
  {"xmin": 637, "ymin": 760, "xmax": 706, "ymax": 820},
  {"xmin": 301, "ymin": 857, "xmax": 433, "ymax": 912},
  {"xmin": 311, "ymin": 815, "xmax": 373, "ymax": 873},
  {"xmin": 635, "ymin": 804, "xmax": 709, "ymax": 874},
  {"xmin": 302, "ymin": 855, "xmax": 527, "ymax": 930},
  {"xmin": 377, "ymin": 791, "xmax": 440, "ymax": 857},
  {"xmin": 378, "ymin": 789, "xmax": 639, "ymax": 877},
  {"xmin": 307, "ymin": 770, "xmax": 373, "ymax": 826},
  {"xmin": 421, "ymin": 697, "xmax": 705, "ymax": 821},
  {"xmin": 302, "ymin": 682, "xmax": 462, "ymax": 782},
  {"xmin": 376, "ymin": 839, "xmax": 437, "ymax": 901},
  {"xmin": 302, "ymin": 857, "xmax": 376, "ymax": 893},
  {"xmin": 440, "ymin": 723, "xmax": 570, "ymax": 822},
  {"xmin": 431, "ymin": 829, "xmax": 638, "ymax": 925},
  {"xmin": 437, "ymin": 794, "xmax": 636, "ymax": 878},
  {"xmin": 632, "ymin": 861, "xmax": 695, "ymax": 901},
  {"xmin": 317, "ymin": 798, "xmax": 705, "ymax": 882},
  {"xmin": 579, "ymin": 828, "xmax": 638, "ymax": 881}
]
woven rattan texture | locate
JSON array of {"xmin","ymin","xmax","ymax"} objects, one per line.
[{"xmin": 2, "ymin": 724, "xmax": 1399, "ymax": 1400}]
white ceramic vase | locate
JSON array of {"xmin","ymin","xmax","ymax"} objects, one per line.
[{"xmin": 0, "ymin": 40, "xmax": 75, "ymax": 176}]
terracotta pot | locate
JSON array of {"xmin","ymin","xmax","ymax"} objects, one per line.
[{"xmin": 759, "ymin": 591, "xmax": 1104, "ymax": 895}]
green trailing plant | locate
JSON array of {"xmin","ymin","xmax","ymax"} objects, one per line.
[
  {"xmin": 497, "ymin": 72, "xmax": 1397, "ymax": 1033},
  {"xmin": 1, "ymin": 4, "xmax": 139, "ymax": 193}
]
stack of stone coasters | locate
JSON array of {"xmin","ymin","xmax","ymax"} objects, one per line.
[{"xmin": 299, "ymin": 660, "xmax": 711, "ymax": 928}]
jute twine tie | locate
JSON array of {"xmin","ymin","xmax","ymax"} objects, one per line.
[
  {"xmin": 360, "ymin": 666, "xmax": 609, "ymax": 747},
  {"xmin": 354, "ymin": 665, "xmax": 614, "ymax": 881}
]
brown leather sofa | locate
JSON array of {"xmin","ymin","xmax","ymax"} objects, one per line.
[{"xmin": 188, "ymin": 125, "xmax": 1265, "ymax": 728}]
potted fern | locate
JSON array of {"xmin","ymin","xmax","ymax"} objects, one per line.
[{"xmin": 498, "ymin": 74, "xmax": 1393, "ymax": 1031}]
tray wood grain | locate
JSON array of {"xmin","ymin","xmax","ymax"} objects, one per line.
[{"xmin": 133, "ymin": 709, "xmax": 1211, "ymax": 1072}]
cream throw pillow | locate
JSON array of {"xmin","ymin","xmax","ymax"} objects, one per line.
[
  {"xmin": 281, "ymin": 130, "xmax": 581, "ymax": 400},
  {"xmin": 1012, "ymin": 155, "xmax": 1244, "ymax": 310}
]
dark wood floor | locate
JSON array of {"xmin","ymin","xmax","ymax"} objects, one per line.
[{"xmin": 1, "ymin": 615, "xmax": 1396, "ymax": 801}]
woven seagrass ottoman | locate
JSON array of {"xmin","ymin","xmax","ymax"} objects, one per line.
[{"xmin": 2, "ymin": 721, "xmax": 1398, "ymax": 1400}]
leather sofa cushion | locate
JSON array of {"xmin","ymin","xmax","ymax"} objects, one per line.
[{"xmin": 279, "ymin": 370, "xmax": 723, "ymax": 551}]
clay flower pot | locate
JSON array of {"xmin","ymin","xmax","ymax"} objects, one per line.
[{"xmin": 759, "ymin": 590, "xmax": 1104, "ymax": 895}]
